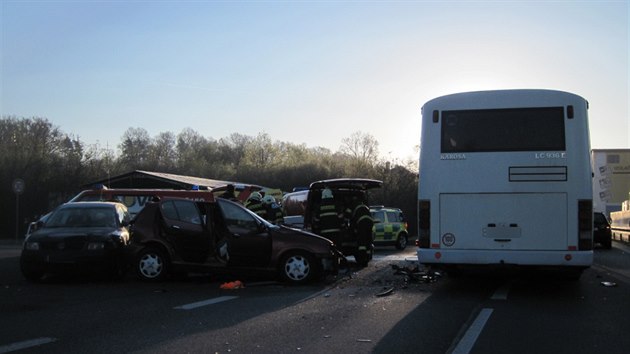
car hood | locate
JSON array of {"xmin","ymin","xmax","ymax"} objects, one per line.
[
  {"xmin": 271, "ymin": 225, "xmax": 335, "ymax": 247},
  {"xmin": 27, "ymin": 227, "xmax": 123, "ymax": 241}
]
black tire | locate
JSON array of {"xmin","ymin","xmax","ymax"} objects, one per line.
[
  {"xmin": 110, "ymin": 259, "xmax": 128, "ymax": 280},
  {"xmin": 395, "ymin": 234, "xmax": 408, "ymax": 250},
  {"xmin": 564, "ymin": 268, "xmax": 583, "ymax": 281},
  {"xmin": 603, "ymin": 237, "xmax": 612, "ymax": 250},
  {"xmin": 21, "ymin": 265, "xmax": 44, "ymax": 282},
  {"xmin": 354, "ymin": 251, "xmax": 370, "ymax": 267},
  {"xmin": 136, "ymin": 247, "xmax": 168, "ymax": 282},
  {"xmin": 279, "ymin": 251, "xmax": 318, "ymax": 284}
]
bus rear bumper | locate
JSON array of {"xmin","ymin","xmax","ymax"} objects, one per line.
[{"xmin": 417, "ymin": 248, "xmax": 593, "ymax": 267}]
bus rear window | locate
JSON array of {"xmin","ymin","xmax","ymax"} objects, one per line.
[{"xmin": 441, "ymin": 107, "xmax": 566, "ymax": 153}]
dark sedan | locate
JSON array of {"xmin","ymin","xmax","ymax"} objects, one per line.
[
  {"xmin": 20, "ymin": 202, "xmax": 132, "ymax": 281},
  {"xmin": 128, "ymin": 197, "xmax": 343, "ymax": 284},
  {"xmin": 593, "ymin": 212, "xmax": 612, "ymax": 249}
]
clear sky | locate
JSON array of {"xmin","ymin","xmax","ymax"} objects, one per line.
[{"xmin": 1, "ymin": 0, "xmax": 628, "ymax": 162}]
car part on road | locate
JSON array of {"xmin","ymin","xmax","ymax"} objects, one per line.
[
  {"xmin": 600, "ymin": 281, "xmax": 617, "ymax": 287},
  {"xmin": 391, "ymin": 264, "xmax": 442, "ymax": 283},
  {"xmin": 220, "ymin": 280, "xmax": 245, "ymax": 289},
  {"xmin": 375, "ymin": 287, "xmax": 394, "ymax": 297}
]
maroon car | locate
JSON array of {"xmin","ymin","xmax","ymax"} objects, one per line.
[{"xmin": 128, "ymin": 197, "xmax": 343, "ymax": 284}]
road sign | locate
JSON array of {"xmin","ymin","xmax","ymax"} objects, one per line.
[{"xmin": 13, "ymin": 178, "xmax": 25, "ymax": 195}]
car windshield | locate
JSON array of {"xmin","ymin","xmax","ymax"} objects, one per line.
[
  {"xmin": 217, "ymin": 198, "xmax": 276, "ymax": 231},
  {"xmin": 371, "ymin": 210, "xmax": 386, "ymax": 222},
  {"xmin": 46, "ymin": 206, "xmax": 117, "ymax": 228}
]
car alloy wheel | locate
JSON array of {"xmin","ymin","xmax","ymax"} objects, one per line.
[{"xmin": 137, "ymin": 247, "xmax": 167, "ymax": 281}]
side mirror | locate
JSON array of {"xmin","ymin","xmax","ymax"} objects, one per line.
[{"xmin": 258, "ymin": 220, "xmax": 270, "ymax": 233}]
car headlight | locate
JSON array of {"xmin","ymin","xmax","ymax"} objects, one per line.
[
  {"xmin": 87, "ymin": 242, "xmax": 105, "ymax": 250},
  {"xmin": 25, "ymin": 242, "xmax": 40, "ymax": 251},
  {"xmin": 110, "ymin": 230, "xmax": 129, "ymax": 245}
]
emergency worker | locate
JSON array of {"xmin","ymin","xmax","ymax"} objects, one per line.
[
  {"xmin": 313, "ymin": 188, "xmax": 343, "ymax": 245},
  {"xmin": 263, "ymin": 195, "xmax": 284, "ymax": 225},
  {"xmin": 351, "ymin": 202, "xmax": 373, "ymax": 266},
  {"xmin": 220, "ymin": 184, "xmax": 239, "ymax": 202},
  {"xmin": 245, "ymin": 192, "xmax": 266, "ymax": 218}
]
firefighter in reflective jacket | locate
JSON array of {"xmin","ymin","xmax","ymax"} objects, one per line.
[
  {"xmin": 313, "ymin": 188, "xmax": 343, "ymax": 245},
  {"xmin": 263, "ymin": 195, "xmax": 284, "ymax": 225},
  {"xmin": 351, "ymin": 202, "xmax": 373, "ymax": 266},
  {"xmin": 245, "ymin": 192, "xmax": 267, "ymax": 219}
]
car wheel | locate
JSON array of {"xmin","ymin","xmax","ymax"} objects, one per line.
[
  {"xmin": 20, "ymin": 263, "xmax": 44, "ymax": 282},
  {"xmin": 137, "ymin": 247, "xmax": 168, "ymax": 281},
  {"xmin": 110, "ymin": 259, "xmax": 128, "ymax": 280},
  {"xmin": 354, "ymin": 251, "xmax": 370, "ymax": 267},
  {"xmin": 564, "ymin": 268, "xmax": 583, "ymax": 281},
  {"xmin": 280, "ymin": 251, "xmax": 318, "ymax": 284},
  {"xmin": 395, "ymin": 234, "xmax": 408, "ymax": 250}
]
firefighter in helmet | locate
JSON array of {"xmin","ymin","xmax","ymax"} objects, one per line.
[
  {"xmin": 262, "ymin": 195, "xmax": 284, "ymax": 225},
  {"xmin": 313, "ymin": 188, "xmax": 343, "ymax": 245},
  {"xmin": 350, "ymin": 201, "xmax": 373, "ymax": 266},
  {"xmin": 245, "ymin": 192, "xmax": 266, "ymax": 219}
]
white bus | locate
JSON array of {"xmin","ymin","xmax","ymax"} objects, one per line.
[{"xmin": 417, "ymin": 89, "xmax": 593, "ymax": 277}]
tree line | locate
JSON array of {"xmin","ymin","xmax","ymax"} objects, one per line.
[{"xmin": 0, "ymin": 116, "xmax": 419, "ymax": 239}]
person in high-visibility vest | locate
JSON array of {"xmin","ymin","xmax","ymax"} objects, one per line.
[
  {"xmin": 245, "ymin": 192, "xmax": 266, "ymax": 219},
  {"xmin": 262, "ymin": 195, "xmax": 284, "ymax": 225},
  {"xmin": 351, "ymin": 202, "xmax": 373, "ymax": 266},
  {"xmin": 313, "ymin": 188, "xmax": 343, "ymax": 244}
]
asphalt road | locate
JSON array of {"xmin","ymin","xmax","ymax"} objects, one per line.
[{"xmin": 1, "ymin": 242, "xmax": 629, "ymax": 354}]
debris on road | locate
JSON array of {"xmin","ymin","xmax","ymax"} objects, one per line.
[
  {"xmin": 600, "ymin": 281, "xmax": 617, "ymax": 287},
  {"xmin": 375, "ymin": 287, "xmax": 394, "ymax": 297},
  {"xmin": 391, "ymin": 264, "xmax": 442, "ymax": 284},
  {"xmin": 220, "ymin": 280, "xmax": 245, "ymax": 289}
]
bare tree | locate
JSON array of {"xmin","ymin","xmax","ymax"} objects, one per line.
[
  {"xmin": 150, "ymin": 132, "xmax": 177, "ymax": 171},
  {"xmin": 339, "ymin": 131, "xmax": 379, "ymax": 175},
  {"xmin": 118, "ymin": 127, "xmax": 151, "ymax": 170}
]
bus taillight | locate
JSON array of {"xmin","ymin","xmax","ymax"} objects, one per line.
[
  {"xmin": 578, "ymin": 200, "xmax": 593, "ymax": 250},
  {"xmin": 418, "ymin": 200, "xmax": 430, "ymax": 248}
]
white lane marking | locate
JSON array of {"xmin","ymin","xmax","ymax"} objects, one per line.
[
  {"xmin": 173, "ymin": 296, "xmax": 238, "ymax": 310},
  {"xmin": 491, "ymin": 283, "xmax": 510, "ymax": 300},
  {"xmin": 0, "ymin": 337, "xmax": 57, "ymax": 353},
  {"xmin": 452, "ymin": 308, "xmax": 494, "ymax": 354}
]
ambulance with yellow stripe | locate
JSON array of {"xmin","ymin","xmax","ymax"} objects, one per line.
[{"xmin": 370, "ymin": 206, "xmax": 409, "ymax": 249}]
